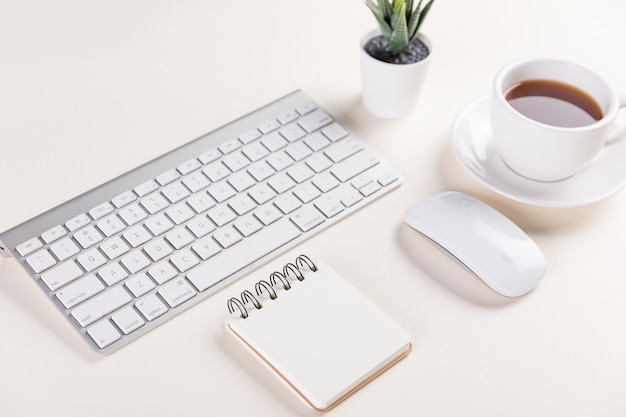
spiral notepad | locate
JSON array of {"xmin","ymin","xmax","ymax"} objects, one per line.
[{"xmin": 225, "ymin": 255, "xmax": 412, "ymax": 412}]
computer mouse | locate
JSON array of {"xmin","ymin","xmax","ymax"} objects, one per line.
[{"xmin": 403, "ymin": 191, "xmax": 546, "ymax": 297}]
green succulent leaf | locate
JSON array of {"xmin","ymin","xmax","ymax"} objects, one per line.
[
  {"xmin": 388, "ymin": 3, "xmax": 409, "ymax": 54},
  {"xmin": 365, "ymin": 0, "xmax": 435, "ymax": 55},
  {"xmin": 366, "ymin": 0, "xmax": 393, "ymax": 40}
]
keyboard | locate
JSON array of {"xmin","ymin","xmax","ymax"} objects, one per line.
[{"xmin": 0, "ymin": 90, "xmax": 402, "ymax": 354}]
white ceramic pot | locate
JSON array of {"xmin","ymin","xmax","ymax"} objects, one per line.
[{"xmin": 360, "ymin": 28, "xmax": 432, "ymax": 119}]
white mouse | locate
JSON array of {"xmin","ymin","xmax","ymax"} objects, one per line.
[{"xmin": 403, "ymin": 191, "xmax": 546, "ymax": 297}]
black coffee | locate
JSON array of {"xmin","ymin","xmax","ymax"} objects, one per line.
[{"xmin": 505, "ymin": 79, "xmax": 603, "ymax": 128}]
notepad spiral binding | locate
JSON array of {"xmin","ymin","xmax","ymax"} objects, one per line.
[{"xmin": 227, "ymin": 254, "xmax": 318, "ymax": 319}]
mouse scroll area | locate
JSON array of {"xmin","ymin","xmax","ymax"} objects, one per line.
[{"xmin": 403, "ymin": 191, "xmax": 546, "ymax": 297}]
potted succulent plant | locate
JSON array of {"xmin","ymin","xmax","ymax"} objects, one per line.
[{"xmin": 361, "ymin": 0, "xmax": 435, "ymax": 118}]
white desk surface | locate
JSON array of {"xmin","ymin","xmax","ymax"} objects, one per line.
[{"xmin": 1, "ymin": 1, "xmax": 625, "ymax": 416}]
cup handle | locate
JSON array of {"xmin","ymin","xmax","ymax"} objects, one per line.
[{"xmin": 606, "ymin": 94, "xmax": 626, "ymax": 144}]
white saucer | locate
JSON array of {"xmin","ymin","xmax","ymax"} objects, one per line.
[{"xmin": 451, "ymin": 96, "xmax": 626, "ymax": 208}]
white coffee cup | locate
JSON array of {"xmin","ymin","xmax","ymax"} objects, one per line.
[{"xmin": 490, "ymin": 57, "xmax": 626, "ymax": 182}]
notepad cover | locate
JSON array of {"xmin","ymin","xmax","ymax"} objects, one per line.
[{"xmin": 226, "ymin": 261, "xmax": 411, "ymax": 412}]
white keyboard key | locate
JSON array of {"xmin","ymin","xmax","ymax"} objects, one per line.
[
  {"xmin": 198, "ymin": 148, "xmax": 221, "ymax": 165},
  {"xmin": 125, "ymin": 273, "xmax": 156, "ymax": 297},
  {"xmin": 16, "ymin": 237, "xmax": 42, "ymax": 257},
  {"xmin": 331, "ymin": 151, "xmax": 379, "ymax": 182},
  {"xmin": 254, "ymin": 205, "xmax": 282, "ymax": 226},
  {"xmin": 261, "ymin": 132, "xmax": 288, "ymax": 152},
  {"xmin": 278, "ymin": 109, "xmax": 299, "ymax": 125},
  {"xmin": 258, "ymin": 119, "xmax": 281, "ymax": 134},
  {"xmin": 248, "ymin": 183, "xmax": 277, "ymax": 205},
  {"xmin": 233, "ymin": 215, "xmax": 263, "ymax": 237},
  {"xmin": 293, "ymin": 183, "xmax": 321, "ymax": 204},
  {"xmin": 144, "ymin": 238, "xmax": 174, "ymax": 267},
  {"xmin": 314, "ymin": 195, "xmax": 345, "ymax": 218},
  {"xmin": 203, "ymin": 161, "xmax": 230, "ymax": 182},
  {"xmin": 144, "ymin": 213, "xmax": 174, "ymax": 236},
  {"xmin": 74, "ymin": 226, "xmax": 104, "ymax": 249},
  {"xmin": 266, "ymin": 150, "xmax": 294, "ymax": 171},
  {"xmin": 378, "ymin": 171, "xmax": 400, "ymax": 187},
  {"xmin": 279, "ymin": 124, "xmax": 307, "ymax": 142},
  {"xmin": 187, "ymin": 192, "xmax": 216, "ymax": 214},
  {"xmin": 100, "ymin": 237, "xmax": 134, "ymax": 263},
  {"xmin": 141, "ymin": 193, "xmax": 170, "ymax": 214},
  {"xmin": 223, "ymin": 151, "xmax": 250, "ymax": 172},
  {"xmin": 118, "ymin": 203, "xmax": 148, "ymax": 226},
  {"xmin": 274, "ymin": 193, "xmax": 302, "ymax": 214},
  {"xmin": 228, "ymin": 172, "xmax": 256, "ymax": 193},
  {"xmin": 296, "ymin": 102, "xmax": 317, "ymax": 115},
  {"xmin": 218, "ymin": 138, "xmax": 242, "ymax": 154},
  {"xmin": 268, "ymin": 173, "xmax": 296, "ymax": 194},
  {"xmin": 182, "ymin": 172, "xmax": 210, "ymax": 193},
  {"xmin": 186, "ymin": 219, "xmax": 300, "ymax": 292},
  {"xmin": 177, "ymin": 158, "xmax": 201, "ymax": 175},
  {"xmin": 147, "ymin": 261, "xmax": 178, "ymax": 284},
  {"xmin": 159, "ymin": 278, "xmax": 197, "ymax": 308},
  {"xmin": 324, "ymin": 136, "xmax": 363, "ymax": 163},
  {"xmin": 170, "ymin": 249, "xmax": 200, "ymax": 273},
  {"xmin": 87, "ymin": 319, "xmax": 121, "ymax": 348},
  {"xmin": 135, "ymin": 180, "xmax": 159, "ymax": 197},
  {"xmin": 97, "ymin": 214, "xmax": 126, "ymax": 237},
  {"xmin": 165, "ymin": 227, "xmax": 195, "ymax": 250},
  {"xmin": 136, "ymin": 293, "xmax": 168, "ymax": 321},
  {"xmin": 351, "ymin": 175, "xmax": 373, "ymax": 190},
  {"xmin": 297, "ymin": 109, "xmax": 332, "ymax": 133},
  {"xmin": 65, "ymin": 213, "xmax": 91, "ymax": 232},
  {"xmin": 186, "ymin": 216, "xmax": 216, "ymax": 238},
  {"xmin": 287, "ymin": 164, "xmax": 315, "ymax": 183},
  {"xmin": 112, "ymin": 190, "xmax": 137, "ymax": 208},
  {"xmin": 76, "ymin": 248, "xmax": 107, "ymax": 272},
  {"xmin": 191, "ymin": 237, "xmax": 221, "ymax": 260},
  {"xmin": 312, "ymin": 172, "xmax": 340, "ymax": 193},
  {"xmin": 238, "ymin": 129, "xmax": 261, "ymax": 144},
  {"xmin": 49, "ymin": 238, "xmax": 80, "ymax": 261},
  {"xmin": 208, "ymin": 182, "xmax": 237, "ymax": 203},
  {"xmin": 248, "ymin": 161, "xmax": 275, "ymax": 182},
  {"xmin": 290, "ymin": 206, "xmax": 325, "ymax": 232},
  {"xmin": 120, "ymin": 250, "xmax": 151, "ymax": 274},
  {"xmin": 285, "ymin": 142, "xmax": 313, "ymax": 162},
  {"xmin": 162, "ymin": 182, "xmax": 190, "ymax": 204},
  {"xmin": 26, "ymin": 249, "xmax": 57, "ymax": 274},
  {"xmin": 98, "ymin": 262, "xmax": 129, "ymax": 286},
  {"xmin": 340, "ymin": 188, "xmax": 363, "ymax": 207},
  {"xmin": 56, "ymin": 274, "xmax": 105, "ymax": 309},
  {"xmin": 123, "ymin": 225, "xmax": 152, "ymax": 248},
  {"xmin": 242, "ymin": 142, "xmax": 269, "ymax": 162},
  {"xmin": 359, "ymin": 182, "xmax": 381, "ymax": 197},
  {"xmin": 71, "ymin": 285, "xmax": 132, "ymax": 327},
  {"xmin": 322, "ymin": 122, "xmax": 349, "ymax": 142},
  {"xmin": 111, "ymin": 307, "xmax": 145, "ymax": 335},
  {"xmin": 40, "ymin": 260, "xmax": 83, "ymax": 291},
  {"xmin": 305, "ymin": 153, "xmax": 333, "ymax": 173},
  {"xmin": 41, "ymin": 225, "xmax": 67, "ymax": 244},
  {"xmin": 304, "ymin": 131, "xmax": 331, "ymax": 152},
  {"xmin": 228, "ymin": 194, "xmax": 257, "ymax": 216},
  {"xmin": 213, "ymin": 226, "xmax": 242, "ymax": 249},
  {"xmin": 166, "ymin": 203, "xmax": 195, "ymax": 225},
  {"xmin": 89, "ymin": 202, "xmax": 114, "ymax": 220},
  {"xmin": 207, "ymin": 205, "xmax": 237, "ymax": 227}
]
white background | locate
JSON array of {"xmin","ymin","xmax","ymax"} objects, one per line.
[{"xmin": 1, "ymin": 1, "xmax": 625, "ymax": 416}]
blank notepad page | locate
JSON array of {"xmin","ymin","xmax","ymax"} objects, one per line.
[{"xmin": 226, "ymin": 260, "xmax": 411, "ymax": 412}]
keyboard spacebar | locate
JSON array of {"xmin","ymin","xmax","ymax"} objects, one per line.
[{"xmin": 186, "ymin": 218, "xmax": 301, "ymax": 291}]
